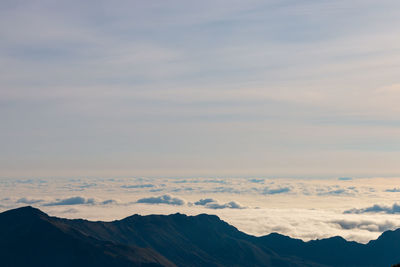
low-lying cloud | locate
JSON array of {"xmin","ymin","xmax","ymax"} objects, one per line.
[
  {"xmin": 338, "ymin": 177, "xmax": 352, "ymax": 181},
  {"xmin": 44, "ymin": 196, "xmax": 94, "ymax": 206},
  {"xmin": 136, "ymin": 194, "xmax": 185, "ymax": 205},
  {"xmin": 206, "ymin": 201, "xmax": 245, "ymax": 209},
  {"xmin": 263, "ymin": 187, "xmax": 290, "ymax": 195},
  {"xmin": 331, "ymin": 219, "xmax": 397, "ymax": 232},
  {"xmin": 43, "ymin": 197, "xmax": 116, "ymax": 206},
  {"xmin": 194, "ymin": 198, "xmax": 215, "ymax": 206},
  {"xmin": 17, "ymin": 197, "xmax": 44, "ymax": 204},
  {"xmin": 344, "ymin": 203, "xmax": 400, "ymax": 214},
  {"xmin": 385, "ymin": 188, "xmax": 400, "ymax": 192},
  {"xmin": 194, "ymin": 198, "xmax": 246, "ymax": 209},
  {"xmin": 121, "ymin": 184, "xmax": 155, "ymax": 189},
  {"xmin": 315, "ymin": 186, "xmax": 355, "ymax": 196},
  {"xmin": 61, "ymin": 208, "xmax": 79, "ymax": 214},
  {"xmin": 249, "ymin": 178, "xmax": 265, "ymax": 183}
]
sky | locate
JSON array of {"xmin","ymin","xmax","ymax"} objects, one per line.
[{"xmin": 1, "ymin": 0, "xmax": 400, "ymax": 178}]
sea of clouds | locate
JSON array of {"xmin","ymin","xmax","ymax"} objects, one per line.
[{"xmin": 2, "ymin": 176, "xmax": 400, "ymax": 243}]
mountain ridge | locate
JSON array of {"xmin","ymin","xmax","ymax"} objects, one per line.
[{"xmin": 1, "ymin": 206, "xmax": 399, "ymax": 267}]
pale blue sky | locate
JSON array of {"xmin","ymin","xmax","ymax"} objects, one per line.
[{"xmin": 1, "ymin": 0, "xmax": 400, "ymax": 178}]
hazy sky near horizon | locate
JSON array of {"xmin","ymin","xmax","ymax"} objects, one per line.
[{"xmin": 1, "ymin": 0, "xmax": 400, "ymax": 178}]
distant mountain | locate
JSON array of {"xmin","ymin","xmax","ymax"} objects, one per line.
[
  {"xmin": 0, "ymin": 207, "xmax": 175, "ymax": 267},
  {"xmin": 1, "ymin": 206, "xmax": 400, "ymax": 267}
]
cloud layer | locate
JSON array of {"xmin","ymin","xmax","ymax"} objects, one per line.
[
  {"xmin": 263, "ymin": 187, "xmax": 291, "ymax": 195},
  {"xmin": 43, "ymin": 197, "xmax": 116, "ymax": 206},
  {"xmin": 17, "ymin": 198, "xmax": 43, "ymax": 204},
  {"xmin": 136, "ymin": 195, "xmax": 185, "ymax": 206},
  {"xmin": 331, "ymin": 219, "xmax": 397, "ymax": 232},
  {"xmin": 344, "ymin": 203, "xmax": 400, "ymax": 214},
  {"xmin": 3, "ymin": 176, "xmax": 400, "ymax": 243},
  {"xmin": 194, "ymin": 198, "xmax": 245, "ymax": 209}
]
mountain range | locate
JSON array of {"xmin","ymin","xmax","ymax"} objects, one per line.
[{"xmin": 1, "ymin": 206, "xmax": 399, "ymax": 267}]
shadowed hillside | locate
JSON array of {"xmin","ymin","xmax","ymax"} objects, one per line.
[{"xmin": 1, "ymin": 206, "xmax": 400, "ymax": 267}]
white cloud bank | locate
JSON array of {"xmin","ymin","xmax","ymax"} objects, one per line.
[{"xmin": 3, "ymin": 176, "xmax": 400, "ymax": 243}]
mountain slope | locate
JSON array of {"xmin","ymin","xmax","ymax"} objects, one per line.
[
  {"xmin": 51, "ymin": 212, "xmax": 316, "ymax": 266},
  {"xmin": 0, "ymin": 207, "xmax": 175, "ymax": 267},
  {"xmin": 1, "ymin": 206, "xmax": 400, "ymax": 267}
]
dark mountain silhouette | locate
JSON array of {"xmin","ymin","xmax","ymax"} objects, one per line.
[
  {"xmin": 0, "ymin": 207, "xmax": 175, "ymax": 267},
  {"xmin": 1, "ymin": 206, "xmax": 400, "ymax": 267}
]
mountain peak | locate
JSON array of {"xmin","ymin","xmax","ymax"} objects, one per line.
[{"xmin": 0, "ymin": 205, "xmax": 47, "ymax": 218}]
